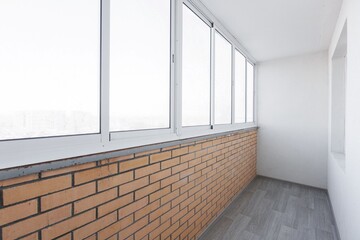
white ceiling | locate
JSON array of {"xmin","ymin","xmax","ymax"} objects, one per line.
[{"xmin": 201, "ymin": 0, "xmax": 342, "ymax": 62}]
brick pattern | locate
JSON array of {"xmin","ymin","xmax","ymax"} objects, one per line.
[{"xmin": 0, "ymin": 130, "xmax": 257, "ymax": 240}]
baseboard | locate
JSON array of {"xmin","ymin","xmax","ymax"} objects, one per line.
[{"xmin": 257, "ymin": 174, "xmax": 327, "ymax": 191}]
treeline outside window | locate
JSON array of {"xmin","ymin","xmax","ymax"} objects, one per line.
[{"xmin": 0, "ymin": 0, "xmax": 255, "ymax": 146}]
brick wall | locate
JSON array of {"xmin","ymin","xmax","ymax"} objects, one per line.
[{"xmin": 0, "ymin": 129, "xmax": 257, "ymax": 240}]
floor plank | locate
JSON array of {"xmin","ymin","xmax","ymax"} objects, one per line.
[{"xmin": 199, "ymin": 176, "xmax": 338, "ymax": 240}]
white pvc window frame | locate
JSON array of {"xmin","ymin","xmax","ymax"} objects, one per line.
[
  {"xmin": 234, "ymin": 48, "xmax": 247, "ymax": 124},
  {"xmin": 0, "ymin": 0, "xmax": 257, "ymax": 170},
  {"xmin": 246, "ymin": 61, "xmax": 256, "ymax": 123},
  {"xmin": 181, "ymin": 3, "xmax": 212, "ymax": 128},
  {"xmin": 109, "ymin": 0, "xmax": 176, "ymax": 141}
]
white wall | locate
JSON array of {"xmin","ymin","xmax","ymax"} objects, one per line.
[
  {"xmin": 328, "ymin": 0, "xmax": 360, "ymax": 239},
  {"xmin": 257, "ymin": 52, "xmax": 328, "ymax": 189}
]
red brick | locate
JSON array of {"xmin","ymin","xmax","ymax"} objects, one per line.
[
  {"xmin": 119, "ymin": 177, "xmax": 149, "ymax": 196},
  {"xmin": 180, "ymin": 181, "xmax": 195, "ymax": 194},
  {"xmin": 118, "ymin": 217, "xmax": 148, "ymax": 240},
  {"xmin": 149, "ymin": 202, "xmax": 171, "ymax": 222},
  {"xmin": 98, "ymin": 193, "xmax": 133, "ymax": 217},
  {"xmin": 74, "ymin": 164, "xmax": 118, "ymax": 185},
  {"xmin": 202, "ymin": 141, "xmax": 213, "ymax": 148},
  {"xmin": 98, "ymin": 171, "xmax": 134, "ymax": 191},
  {"xmin": 150, "ymin": 151, "xmax": 172, "ymax": 163},
  {"xmin": 42, "ymin": 209, "xmax": 96, "ymax": 240},
  {"xmin": 135, "ymin": 163, "xmax": 160, "ymax": 179},
  {"xmin": 2, "ymin": 175, "xmax": 71, "ymax": 205},
  {"xmin": 73, "ymin": 212, "xmax": 117, "ymax": 240},
  {"xmin": 149, "ymin": 186, "xmax": 171, "ymax": 202},
  {"xmin": 180, "ymin": 167, "xmax": 194, "ymax": 179},
  {"xmin": 171, "ymin": 192, "xmax": 188, "ymax": 207},
  {"xmin": 118, "ymin": 197, "xmax": 148, "ymax": 218},
  {"xmin": 98, "ymin": 215, "xmax": 134, "ymax": 240},
  {"xmin": 135, "ymin": 182, "xmax": 160, "ymax": 200},
  {"xmin": 0, "ymin": 174, "xmax": 38, "ymax": 187},
  {"xmin": 0, "ymin": 199, "xmax": 37, "ymax": 226},
  {"xmin": 172, "ymin": 162, "xmax": 188, "ymax": 174},
  {"xmin": 21, "ymin": 232, "xmax": 39, "ymax": 240},
  {"xmin": 134, "ymin": 200, "xmax": 160, "ymax": 220},
  {"xmin": 172, "ymin": 147, "xmax": 189, "ymax": 157},
  {"xmin": 161, "ymin": 189, "xmax": 180, "ymax": 205},
  {"xmin": 120, "ymin": 157, "xmax": 149, "ymax": 172},
  {"xmin": 84, "ymin": 234, "xmax": 96, "ymax": 240},
  {"xmin": 194, "ymin": 162, "xmax": 206, "ymax": 172},
  {"xmin": 160, "ymin": 174, "xmax": 180, "ymax": 188},
  {"xmin": 161, "ymin": 220, "xmax": 179, "ymax": 239},
  {"xmin": 2, "ymin": 205, "xmax": 71, "ymax": 240},
  {"xmin": 172, "ymin": 208, "xmax": 187, "ymax": 223},
  {"xmin": 180, "ymin": 153, "xmax": 195, "ymax": 163},
  {"xmin": 171, "ymin": 221, "xmax": 187, "ymax": 239},
  {"xmin": 188, "ymin": 144, "xmax": 202, "ymax": 153},
  {"xmin": 0, "ymin": 129, "xmax": 258, "ymax": 240},
  {"xmin": 74, "ymin": 188, "xmax": 117, "ymax": 214},
  {"xmin": 161, "ymin": 157, "xmax": 180, "ymax": 169},
  {"xmin": 135, "ymin": 218, "xmax": 160, "ymax": 239},
  {"xmin": 196, "ymin": 149, "xmax": 208, "ymax": 158},
  {"xmin": 189, "ymin": 158, "xmax": 202, "ymax": 168},
  {"xmin": 149, "ymin": 219, "xmax": 171, "ymax": 239},
  {"xmin": 180, "ymin": 195, "xmax": 195, "ymax": 210},
  {"xmin": 41, "ymin": 182, "xmax": 96, "ymax": 211},
  {"xmin": 150, "ymin": 169, "xmax": 171, "ymax": 183}
]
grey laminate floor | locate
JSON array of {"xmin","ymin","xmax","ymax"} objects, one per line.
[{"xmin": 199, "ymin": 176, "xmax": 339, "ymax": 240}]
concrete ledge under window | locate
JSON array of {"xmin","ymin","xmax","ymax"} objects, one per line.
[{"xmin": 0, "ymin": 127, "xmax": 258, "ymax": 181}]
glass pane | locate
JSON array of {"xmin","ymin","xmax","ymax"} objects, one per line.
[
  {"xmin": 235, "ymin": 50, "xmax": 246, "ymax": 123},
  {"xmin": 110, "ymin": 0, "xmax": 171, "ymax": 132},
  {"xmin": 214, "ymin": 32, "xmax": 232, "ymax": 124},
  {"xmin": 0, "ymin": 0, "xmax": 100, "ymax": 141},
  {"xmin": 246, "ymin": 62, "xmax": 254, "ymax": 122},
  {"xmin": 182, "ymin": 5, "xmax": 211, "ymax": 126}
]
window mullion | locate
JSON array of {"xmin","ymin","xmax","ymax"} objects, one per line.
[
  {"xmin": 231, "ymin": 45, "xmax": 235, "ymax": 124},
  {"xmin": 174, "ymin": 0, "xmax": 183, "ymax": 136},
  {"xmin": 253, "ymin": 64, "xmax": 256, "ymax": 123},
  {"xmin": 100, "ymin": 0, "xmax": 110, "ymax": 144},
  {"xmin": 210, "ymin": 26, "xmax": 215, "ymax": 128},
  {"xmin": 245, "ymin": 59, "xmax": 248, "ymax": 122}
]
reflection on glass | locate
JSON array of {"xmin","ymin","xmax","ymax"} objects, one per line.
[
  {"xmin": 110, "ymin": 0, "xmax": 171, "ymax": 131},
  {"xmin": 235, "ymin": 50, "xmax": 246, "ymax": 123},
  {"xmin": 182, "ymin": 5, "xmax": 211, "ymax": 126},
  {"xmin": 214, "ymin": 31, "xmax": 232, "ymax": 124},
  {"xmin": 246, "ymin": 62, "xmax": 254, "ymax": 122},
  {"xmin": 0, "ymin": 0, "xmax": 100, "ymax": 140}
]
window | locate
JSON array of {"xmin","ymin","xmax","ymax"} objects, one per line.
[
  {"xmin": 182, "ymin": 4, "xmax": 211, "ymax": 126},
  {"xmin": 214, "ymin": 31, "xmax": 232, "ymax": 124},
  {"xmin": 0, "ymin": 0, "xmax": 100, "ymax": 140},
  {"xmin": 0, "ymin": 0, "xmax": 257, "ymax": 170},
  {"xmin": 246, "ymin": 62, "xmax": 255, "ymax": 122},
  {"xmin": 235, "ymin": 50, "xmax": 246, "ymax": 123},
  {"xmin": 109, "ymin": 0, "xmax": 171, "ymax": 132}
]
